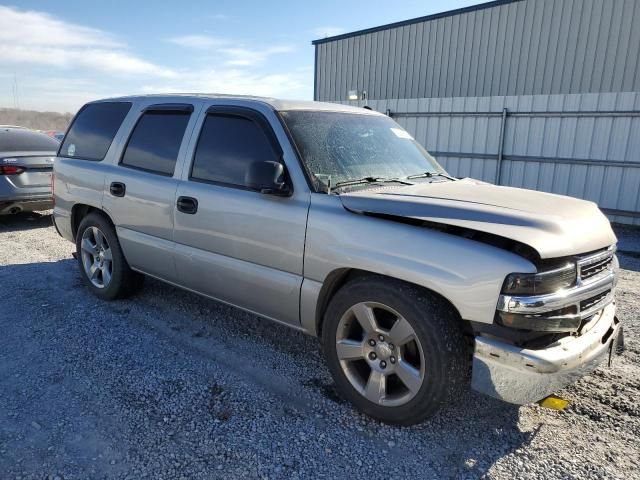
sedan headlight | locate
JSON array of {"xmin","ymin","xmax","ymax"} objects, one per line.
[{"xmin": 502, "ymin": 263, "xmax": 577, "ymax": 296}]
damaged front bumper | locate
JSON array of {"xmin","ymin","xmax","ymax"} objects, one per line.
[{"xmin": 471, "ymin": 303, "xmax": 622, "ymax": 404}]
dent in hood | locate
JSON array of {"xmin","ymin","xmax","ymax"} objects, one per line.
[{"xmin": 339, "ymin": 179, "xmax": 616, "ymax": 259}]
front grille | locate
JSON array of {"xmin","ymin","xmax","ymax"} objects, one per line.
[
  {"xmin": 580, "ymin": 290, "xmax": 610, "ymax": 311},
  {"xmin": 578, "ymin": 248, "xmax": 615, "ymax": 282},
  {"xmin": 581, "ymin": 256, "xmax": 613, "ymax": 280}
]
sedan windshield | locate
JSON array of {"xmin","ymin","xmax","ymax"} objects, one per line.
[{"xmin": 280, "ymin": 110, "xmax": 446, "ymax": 192}]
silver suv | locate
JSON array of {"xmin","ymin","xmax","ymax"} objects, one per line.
[{"xmin": 53, "ymin": 95, "xmax": 621, "ymax": 425}]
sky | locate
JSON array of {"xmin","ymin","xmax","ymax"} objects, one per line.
[{"xmin": 0, "ymin": 0, "xmax": 482, "ymax": 113}]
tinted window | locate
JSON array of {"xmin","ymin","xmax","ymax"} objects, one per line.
[
  {"xmin": 121, "ymin": 111, "xmax": 191, "ymax": 176},
  {"xmin": 0, "ymin": 128, "xmax": 59, "ymax": 152},
  {"xmin": 60, "ymin": 102, "xmax": 131, "ymax": 161},
  {"xmin": 191, "ymin": 114, "xmax": 279, "ymax": 187}
]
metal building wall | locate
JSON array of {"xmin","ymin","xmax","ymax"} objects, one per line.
[
  {"xmin": 314, "ymin": 0, "xmax": 640, "ymax": 102},
  {"xmin": 342, "ymin": 92, "xmax": 640, "ymax": 225}
]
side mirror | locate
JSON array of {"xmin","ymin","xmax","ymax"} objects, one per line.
[{"xmin": 245, "ymin": 161, "xmax": 290, "ymax": 196}]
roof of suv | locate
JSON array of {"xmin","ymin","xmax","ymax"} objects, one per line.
[{"xmin": 90, "ymin": 94, "xmax": 382, "ymax": 115}]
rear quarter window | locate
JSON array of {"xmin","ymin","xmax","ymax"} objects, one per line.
[{"xmin": 60, "ymin": 102, "xmax": 132, "ymax": 161}]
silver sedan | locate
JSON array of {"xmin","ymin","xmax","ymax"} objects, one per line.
[{"xmin": 0, "ymin": 127, "xmax": 59, "ymax": 215}]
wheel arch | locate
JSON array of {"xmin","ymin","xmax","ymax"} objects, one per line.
[
  {"xmin": 313, "ymin": 268, "xmax": 468, "ymax": 337},
  {"xmin": 71, "ymin": 204, "xmax": 115, "ymax": 240}
]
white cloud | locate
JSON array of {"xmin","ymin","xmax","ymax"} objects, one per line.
[
  {"xmin": 0, "ymin": 6, "xmax": 310, "ymax": 112},
  {"xmin": 168, "ymin": 33, "xmax": 295, "ymax": 67},
  {"xmin": 140, "ymin": 68, "xmax": 309, "ymax": 99},
  {"xmin": 220, "ymin": 45, "xmax": 294, "ymax": 66},
  {"xmin": 0, "ymin": 5, "xmax": 122, "ymax": 48},
  {"xmin": 167, "ymin": 35, "xmax": 229, "ymax": 49},
  {"xmin": 1, "ymin": 45, "xmax": 176, "ymax": 78},
  {"xmin": 0, "ymin": 5, "xmax": 175, "ymax": 78},
  {"xmin": 312, "ymin": 26, "xmax": 346, "ymax": 38}
]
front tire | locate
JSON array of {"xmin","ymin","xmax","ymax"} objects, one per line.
[
  {"xmin": 75, "ymin": 213, "xmax": 144, "ymax": 300},
  {"xmin": 322, "ymin": 275, "xmax": 467, "ymax": 425}
]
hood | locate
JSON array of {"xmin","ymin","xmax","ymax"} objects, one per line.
[{"xmin": 339, "ymin": 179, "xmax": 617, "ymax": 259}]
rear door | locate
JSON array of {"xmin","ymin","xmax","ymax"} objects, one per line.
[
  {"xmin": 102, "ymin": 102, "xmax": 200, "ymax": 282},
  {"xmin": 173, "ymin": 104, "xmax": 310, "ymax": 326}
]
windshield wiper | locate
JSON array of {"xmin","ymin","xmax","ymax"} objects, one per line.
[
  {"xmin": 332, "ymin": 176, "xmax": 412, "ymax": 191},
  {"xmin": 405, "ymin": 171, "xmax": 457, "ymax": 181}
]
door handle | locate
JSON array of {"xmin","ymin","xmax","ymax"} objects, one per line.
[
  {"xmin": 176, "ymin": 196, "xmax": 198, "ymax": 214},
  {"xmin": 110, "ymin": 182, "xmax": 126, "ymax": 197}
]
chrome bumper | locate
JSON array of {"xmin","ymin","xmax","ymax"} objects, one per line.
[{"xmin": 472, "ymin": 303, "xmax": 621, "ymax": 404}]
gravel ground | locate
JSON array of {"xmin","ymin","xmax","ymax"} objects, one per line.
[{"xmin": 0, "ymin": 212, "xmax": 639, "ymax": 480}]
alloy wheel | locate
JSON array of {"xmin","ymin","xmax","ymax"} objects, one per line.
[
  {"xmin": 335, "ymin": 302, "xmax": 425, "ymax": 407},
  {"xmin": 80, "ymin": 226, "xmax": 113, "ymax": 289}
]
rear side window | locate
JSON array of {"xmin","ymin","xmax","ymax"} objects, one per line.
[
  {"xmin": 60, "ymin": 102, "xmax": 131, "ymax": 161},
  {"xmin": 191, "ymin": 113, "xmax": 280, "ymax": 187},
  {"xmin": 120, "ymin": 111, "xmax": 191, "ymax": 176}
]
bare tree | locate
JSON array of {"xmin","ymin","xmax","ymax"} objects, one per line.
[{"xmin": 0, "ymin": 108, "xmax": 74, "ymax": 131}]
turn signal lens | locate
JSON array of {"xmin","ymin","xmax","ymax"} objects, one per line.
[{"xmin": 502, "ymin": 263, "xmax": 577, "ymax": 295}]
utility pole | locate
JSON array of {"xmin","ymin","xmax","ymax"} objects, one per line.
[{"xmin": 13, "ymin": 74, "xmax": 20, "ymax": 110}]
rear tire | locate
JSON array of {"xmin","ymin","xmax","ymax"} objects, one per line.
[
  {"xmin": 75, "ymin": 213, "xmax": 144, "ymax": 300},
  {"xmin": 322, "ymin": 275, "xmax": 467, "ymax": 425}
]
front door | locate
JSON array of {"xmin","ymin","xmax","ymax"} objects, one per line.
[{"xmin": 173, "ymin": 105, "xmax": 310, "ymax": 326}]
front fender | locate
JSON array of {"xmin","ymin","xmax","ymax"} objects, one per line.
[{"xmin": 303, "ymin": 195, "xmax": 535, "ymax": 328}]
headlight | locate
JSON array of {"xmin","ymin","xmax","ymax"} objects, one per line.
[{"xmin": 502, "ymin": 263, "xmax": 577, "ymax": 295}]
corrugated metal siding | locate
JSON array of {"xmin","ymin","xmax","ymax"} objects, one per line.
[
  {"xmin": 315, "ymin": 0, "xmax": 640, "ymax": 101},
  {"xmin": 341, "ymin": 92, "xmax": 640, "ymax": 225}
]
